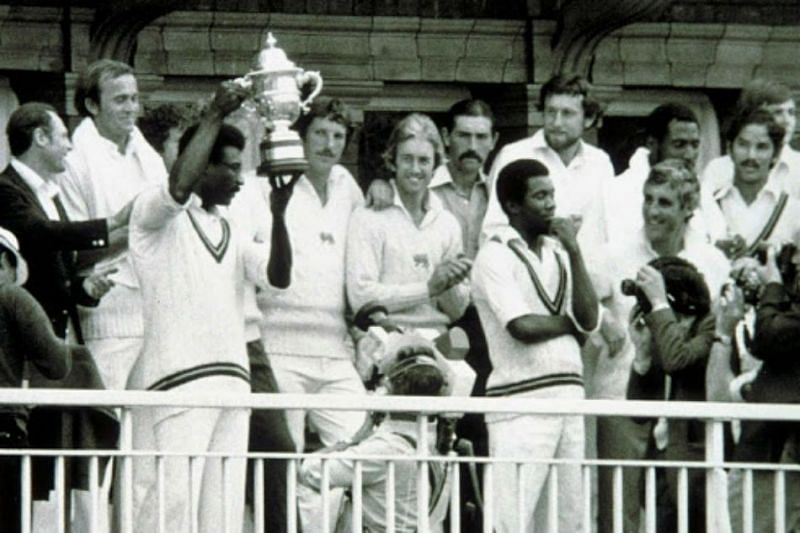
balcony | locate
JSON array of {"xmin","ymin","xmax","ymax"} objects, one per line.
[{"xmin": 1, "ymin": 389, "xmax": 799, "ymax": 533}]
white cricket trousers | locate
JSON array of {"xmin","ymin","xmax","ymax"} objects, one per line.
[
  {"xmin": 488, "ymin": 412, "xmax": 585, "ymax": 533},
  {"xmin": 133, "ymin": 378, "xmax": 250, "ymax": 533}
]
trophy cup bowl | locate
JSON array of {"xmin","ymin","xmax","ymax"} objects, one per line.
[{"xmin": 236, "ymin": 33, "xmax": 322, "ymax": 178}]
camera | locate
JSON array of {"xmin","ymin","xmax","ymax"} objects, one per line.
[
  {"xmin": 739, "ymin": 243, "xmax": 799, "ymax": 303},
  {"xmin": 620, "ymin": 279, "xmax": 652, "ymax": 314}
]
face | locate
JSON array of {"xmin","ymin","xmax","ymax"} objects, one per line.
[
  {"xmin": 443, "ymin": 115, "xmax": 497, "ymax": 174},
  {"xmin": 543, "ymin": 93, "xmax": 590, "ymax": 152},
  {"xmin": 303, "ymin": 117, "xmax": 347, "ymax": 175},
  {"xmin": 763, "ymin": 99, "xmax": 796, "ymax": 145},
  {"xmin": 161, "ymin": 126, "xmax": 184, "ymax": 172},
  {"xmin": 655, "ymin": 120, "xmax": 701, "ymax": 168},
  {"xmin": 393, "ymin": 137, "xmax": 436, "ymax": 198},
  {"xmin": 0, "ymin": 252, "xmax": 16, "ymax": 286},
  {"xmin": 512, "ymin": 175, "xmax": 556, "ymax": 234},
  {"xmin": 87, "ymin": 73, "xmax": 140, "ymax": 143},
  {"xmin": 40, "ymin": 112, "xmax": 72, "ymax": 174},
  {"xmin": 642, "ymin": 182, "xmax": 690, "ymax": 244},
  {"xmin": 730, "ymin": 123, "xmax": 777, "ymax": 185},
  {"xmin": 200, "ymin": 146, "xmax": 243, "ymax": 207}
]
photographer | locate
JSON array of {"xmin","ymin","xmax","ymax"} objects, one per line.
[
  {"xmin": 725, "ymin": 244, "xmax": 800, "ymax": 533},
  {"xmin": 625, "ymin": 256, "xmax": 715, "ymax": 533}
]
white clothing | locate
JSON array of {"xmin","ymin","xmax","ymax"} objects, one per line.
[
  {"xmin": 481, "ymin": 129, "xmax": 614, "ymax": 265},
  {"xmin": 346, "ymin": 184, "xmax": 469, "ymax": 330},
  {"xmin": 11, "ymin": 158, "xmax": 60, "ymax": 221},
  {"xmin": 86, "ymin": 336, "xmax": 142, "ymax": 391},
  {"xmin": 606, "ymin": 147, "xmax": 708, "ymax": 247},
  {"xmin": 133, "ymin": 377, "xmax": 250, "ymax": 533},
  {"xmin": 592, "ymin": 228, "xmax": 731, "ymax": 399},
  {"xmin": 301, "ymin": 418, "xmax": 442, "ymax": 533},
  {"xmin": 699, "ymin": 174, "xmax": 800, "ymax": 248},
  {"xmin": 269, "ymin": 354, "xmax": 367, "ymax": 451},
  {"xmin": 257, "ymin": 165, "xmax": 364, "ymax": 359},
  {"xmin": 429, "ymin": 164, "xmax": 488, "ymax": 260},
  {"xmin": 59, "ymin": 118, "xmax": 168, "ymax": 340},
  {"xmin": 226, "ymin": 172, "xmax": 271, "ymax": 342},
  {"xmin": 129, "ymin": 183, "xmax": 274, "ymax": 397},
  {"xmin": 489, "ymin": 406, "xmax": 585, "ymax": 533},
  {"xmin": 471, "ymin": 226, "xmax": 598, "ymax": 422},
  {"xmin": 701, "ymin": 147, "xmax": 800, "ymax": 200}
]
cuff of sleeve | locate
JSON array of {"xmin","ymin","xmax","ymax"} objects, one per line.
[
  {"xmin": 160, "ymin": 182, "xmax": 193, "ymax": 210},
  {"xmin": 569, "ymin": 304, "xmax": 602, "ymax": 335},
  {"xmin": 383, "ymin": 281, "xmax": 431, "ymax": 312}
]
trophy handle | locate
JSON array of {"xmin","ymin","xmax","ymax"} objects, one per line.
[{"xmin": 298, "ymin": 71, "xmax": 323, "ymax": 113}]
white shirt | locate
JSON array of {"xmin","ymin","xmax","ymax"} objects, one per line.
[
  {"xmin": 130, "ymin": 183, "xmax": 275, "ymax": 392},
  {"xmin": 11, "ymin": 158, "xmax": 60, "ymax": 221},
  {"xmin": 606, "ymin": 147, "xmax": 709, "ymax": 249},
  {"xmin": 481, "ymin": 129, "xmax": 614, "ymax": 264},
  {"xmin": 256, "ymin": 164, "xmax": 364, "ymax": 359},
  {"xmin": 58, "ymin": 118, "xmax": 168, "ymax": 339},
  {"xmin": 591, "ymin": 229, "xmax": 731, "ymax": 400},
  {"xmin": 429, "ymin": 164, "xmax": 488, "ymax": 260},
  {"xmin": 346, "ymin": 183, "xmax": 469, "ymax": 331},
  {"xmin": 471, "ymin": 226, "xmax": 599, "ymax": 419},
  {"xmin": 699, "ymin": 174, "xmax": 800, "ymax": 247},
  {"xmin": 700, "ymin": 146, "xmax": 800, "ymax": 200}
]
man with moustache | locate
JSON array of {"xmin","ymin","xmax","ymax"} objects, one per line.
[
  {"xmin": 702, "ymin": 79, "xmax": 800, "ymax": 199},
  {"xmin": 700, "ymin": 109, "xmax": 800, "ymax": 259}
]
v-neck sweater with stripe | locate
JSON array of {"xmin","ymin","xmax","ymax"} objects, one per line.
[
  {"xmin": 471, "ymin": 227, "xmax": 597, "ymax": 420},
  {"xmin": 130, "ymin": 184, "xmax": 274, "ymax": 391}
]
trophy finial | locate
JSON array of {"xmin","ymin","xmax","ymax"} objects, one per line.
[{"xmin": 265, "ymin": 32, "xmax": 277, "ymax": 49}]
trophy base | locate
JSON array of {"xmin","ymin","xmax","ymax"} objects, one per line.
[{"xmin": 256, "ymin": 134, "xmax": 308, "ymax": 177}]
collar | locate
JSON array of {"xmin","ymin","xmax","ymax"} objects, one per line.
[
  {"xmin": 187, "ymin": 193, "xmax": 222, "ymax": 217},
  {"xmin": 10, "ymin": 158, "xmax": 59, "ymax": 199},
  {"xmin": 73, "ymin": 116, "xmax": 145, "ymax": 157},
  {"xmin": 486, "ymin": 224, "xmax": 561, "ymax": 252},
  {"xmin": 714, "ymin": 174, "xmax": 783, "ymax": 202},
  {"xmin": 429, "ymin": 163, "xmax": 487, "ymax": 189},
  {"xmin": 390, "ymin": 180, "xmax": 443, "ymax": 223},
  {"xmin": 638, "ymin": 226, "xmax": 693, "ymax": 260}
]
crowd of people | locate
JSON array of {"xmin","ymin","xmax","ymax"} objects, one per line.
[{"xmin": 0, "ymin": 56, "xmax": 799, "ymax": 533}]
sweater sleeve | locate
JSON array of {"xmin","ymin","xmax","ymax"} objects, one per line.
[
  {"xmin": 3, "ymin": 285, "xmax": 70, "ymax": 380},
  {"xmin": 645, "ymin": 308, "xmax": 714, "ymax": 374}
]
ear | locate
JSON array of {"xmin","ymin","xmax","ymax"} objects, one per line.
[
  {"xmin": 32, "ymin": 126, "xmax": 50, "ymax": 147},
  {"xmin": 84, "ymin": 97, "xmax": 100, "ymax": 117}
]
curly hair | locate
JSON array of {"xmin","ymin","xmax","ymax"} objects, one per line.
[
  {"xmin": 538, "ymin": 73, "xmax": 605, "ymax": 125},
  {"xmin": 644, "ymin": 158, "xmax": 701, "ymax": 214}
]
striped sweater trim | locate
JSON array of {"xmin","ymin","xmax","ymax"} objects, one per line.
[
  {"xmin": 486, "ymin": 372, "xmax": 583, "ymax": 397},
  {"xmin": 147, "ymin": 362, "xmax": 250, "ymax": 391}
]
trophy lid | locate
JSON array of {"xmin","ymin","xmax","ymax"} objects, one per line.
[{"xmin": 254, "ymin": 33, "xmax": 298, "ymax": 72}]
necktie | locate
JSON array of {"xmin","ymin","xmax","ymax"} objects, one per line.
[{"xmin": 52, "ymin": 194, "xmax": 68, "ymax": 222}]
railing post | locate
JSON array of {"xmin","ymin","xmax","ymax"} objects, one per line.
[
  {"xmin": 705, "ymin": 419, "xmax": 728, "ymax": 533},
  {"xmin": 120, "ymin": 408, "xmax": 134, "ymax": 533},
  {"xmin": 416, "ymin": 415, "xmax": 430, "ymax": 533}
]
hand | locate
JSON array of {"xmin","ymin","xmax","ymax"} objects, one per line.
[
  {"xmin": 635, "ymin": 265, "xmax": 668, "ymax": 310},
  {"xmin": 715, "ymin": 283, "xmax": 745, "ymax": 336},
  {"xmin": 427, "ymin": 255, "xmax": 473, "ymax": 296},
  {"xmin": 628, "ymin": 307, "xmax": 652, "ymax": 371},
  {"xmin": 365, "ymin": 179, "xmax": 394, "ymax": 211},
  {"xmin": 82, "ymin": 267, "xmax": 118, "ymax": 300},
  {"xmin": 549, "ymin": 217, "xmax": 580, "ymax": 254},
  {"xmin": 269, "ymin": 172, "xmax": 301, "ymax": 217},
  {"xmin": 107, "ymin": 198, "xmax": 136, "ymax": 232},
  {"xmin": 209, "ymin": 80, "xmax": 249, "ymax": 117},
  {"xmin": 714, "ymin": 234, "xmax": 747, "ymax": 259},
  {"xmin": 600, "ymin": 310, "xmax": 626, "ymax": 356}
]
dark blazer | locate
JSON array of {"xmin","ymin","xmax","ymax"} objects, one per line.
[
  {"xmin": 626, "ymin": 308, "xmax": 715, "ymax": 450},
  {"xmin": 0, "ymin": 164, "xmax": 108, "ymax": 342}
]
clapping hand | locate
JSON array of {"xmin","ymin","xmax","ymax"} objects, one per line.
[{"xmin": 428, "ymin": 255, "xmax": 473, "ymax": 297}]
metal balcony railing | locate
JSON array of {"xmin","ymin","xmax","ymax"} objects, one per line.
[{"xmin": 1, "ymin": 389, "xmax": 799, "ymax": 533}]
